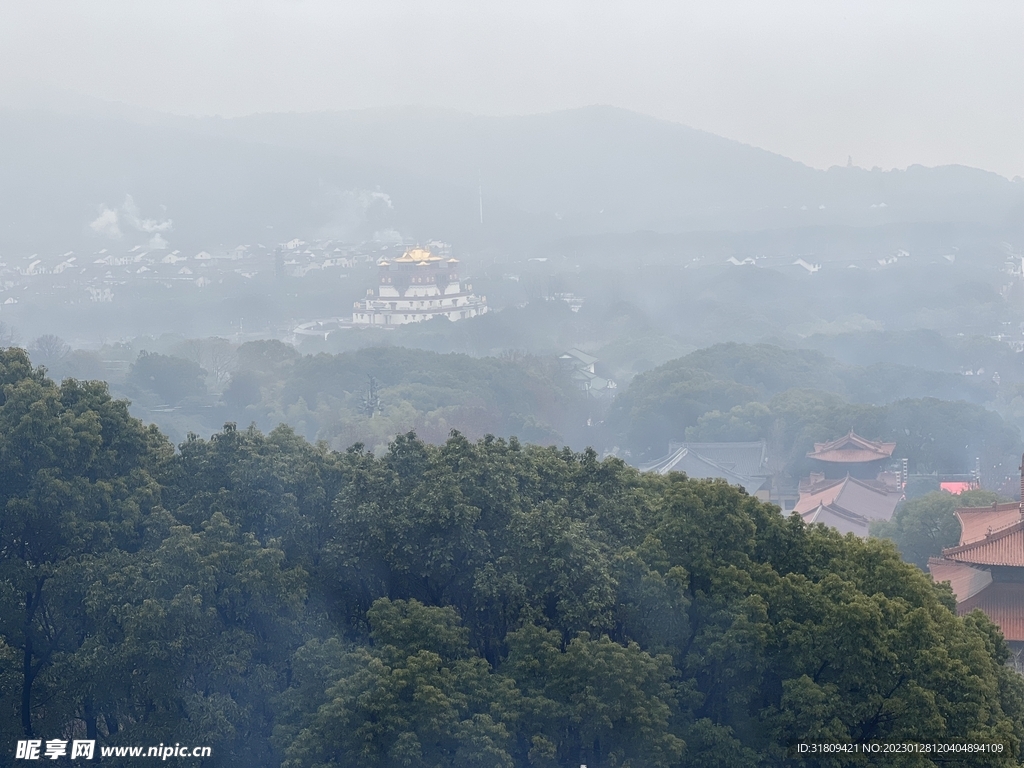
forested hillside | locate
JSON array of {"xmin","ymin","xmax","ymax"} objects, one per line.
[
  {"xmin": 3, "ymin": 346, "xmax": 1024, "ymax": 767},
  {"xmin": 607, "ymin": 343, "xmax": 1023, "ymax": 489},
  {"xmin": 38, "ymin": 336, "xmax": 1024, "ymax": 486}
]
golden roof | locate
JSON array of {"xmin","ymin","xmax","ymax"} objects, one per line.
[{"xmin": 395, "ymin": 247, "xmax": 442, "ymax": 263}]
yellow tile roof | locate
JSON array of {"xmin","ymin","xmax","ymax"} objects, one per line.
[{"xmin": 395, "ymin": 247, "xmax": 442, "ymax": 263}]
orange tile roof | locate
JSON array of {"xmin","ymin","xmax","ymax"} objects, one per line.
[
  {"xmin": 955, "ymin": 504, "xmax": 1021, "ymax": 546},
  {"xmin": 927, "ymin": 557, "xmax": 993, "ymax": 603},
  {"xmin": 807, "ymin": 430, "xmax": 896, "ymax": 463},
  {"xmin": 794, "ymin": 475, "xmax": 902, "ymax": 522},
  {"xmin": 943, "ymin": 519, "xmax": 1024, "ymax": 567},
  {"xmin": 957, "ymin": 582, "xmax": 1024, "ymax": 642},
  {"xmin": 794, "ymin": 478, "xmax": 840, "ymax": 514},
  {"xmin": 940, "ymin": 481, "xmax": 976, "ymax": 495}
]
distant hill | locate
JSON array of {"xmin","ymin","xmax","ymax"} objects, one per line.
[
  {"xmin": 0, "ymin": 104, "xmax": 1021, "ymax": 255},
  {"xmin": 200, "ymin": 106, "xmax": 1024, "ymax": 233}
]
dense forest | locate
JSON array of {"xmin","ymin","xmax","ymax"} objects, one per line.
[
  {"xmin": 606, "ymin": 343, "xmax": 1023, "ymax": 488},
  {"xmin": 28, "ymin": 333, "xmax": 1024, "ymax": 493},
  {"xmin": 3, "ymin": 346, "xmax": 1024, "ymax": 767}
]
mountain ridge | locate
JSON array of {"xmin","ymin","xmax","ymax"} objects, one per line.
[{"xmin": 0, "ymin": 103, "xmax": 1020, "ymax": 254}]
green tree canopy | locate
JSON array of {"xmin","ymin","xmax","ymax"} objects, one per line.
[
  {"xmin": 871, "ymin": 489, "xmax": 1005, "ymax": 569},
  {"xmin": 3, "ymin": 349, "xmax": 1024, "ymax": 767},
  {"xmin": 128, "ymin": 350, "xmax": 207, "ymax": 404}
]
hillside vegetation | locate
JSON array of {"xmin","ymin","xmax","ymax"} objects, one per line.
[
  {"xmin": 607, "ymin": 343, "xmax": 1023, "ymax": 488},
  {"xmin": 2, "ymin": 347, "xmax": 1023, "ymax": 767}
]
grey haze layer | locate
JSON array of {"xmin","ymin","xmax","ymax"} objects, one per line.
[{"xmin": 0, "ymin": 105, "xmax": 1021, "ymax": 255}]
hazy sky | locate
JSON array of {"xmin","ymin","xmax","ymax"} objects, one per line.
[{"xmin": 2, "ymin": 1, "xmax": 1022, "ymax": 177}]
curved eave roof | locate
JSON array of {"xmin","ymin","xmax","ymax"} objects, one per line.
[
  {"xmin": 807, "ymin": 430, "xmax": 896, "ymax": 463},
  {"xmin": 956, "ymin": 505, "xmax": 1023, "ymax": 546},
  {"xmin": 943, "ymin": 519, "xmax": 1024, "ymax": 567},
  {"xmin": 396, "ymin": 247, "xmax": 443, "ymax": 263},
  {"xmin": 956, "ymin": 581, "xmax": 1024, "ymax": 641}
]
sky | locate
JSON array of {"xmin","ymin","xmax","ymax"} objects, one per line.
[{"xmin": 1, "ymin": 0, "xmax": 1022, "ymax": 177}]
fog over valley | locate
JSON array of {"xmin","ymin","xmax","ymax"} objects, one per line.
[{"xmin": 4, "ymin": 3, "xmax": 1024, "ymax": 766}]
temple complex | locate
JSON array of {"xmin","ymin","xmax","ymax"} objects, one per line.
[
  {"xmin": 929, "ymin": 466, "xmax": 1024, "ymax": 653},
  {"xmin": 795, "ymin": 431, "xmax": 903, "ymax": 536},
  {"xmin": 352, "ymin": 247, "xmax": 488, "ymax": 326}
]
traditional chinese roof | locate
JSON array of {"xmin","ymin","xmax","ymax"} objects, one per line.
[
  {"xmin": 939, "ymin": 481, "xmax": 976, "ymax": 495},
  {"xmin": 942, "ymin": 518, "xmax": 1024, "ymax": 568},
  {"xmin": 928, "ymin": 557, "xmax": 993, "ymax": 603},
  {"xmin": 931, "ymin": 495, "xmax": 1024, "ymax": 643},
  {"xmin": 395, "ymin": 247, "xmax": 443, "ymax": 263},
  {"xmin": 666, "ymin": 441, "xmax": 769, "ymax": 481},
  {"xmin": 794, "ymin": 474, "xmax": 902, "ymax": 522},
  {"xmin": 929, "ymin": 557, "xmax": 1024, "ymax": 641},
  {"xmin": 806, "ymin": 431, "xmax": 896, "ymax": 464},
  {"xmin": 955, "ymin": 502, "xmax": 1022, "ymax": 546},
  {"xmin": 801, "ymin": 502, "xmax": 872, "ymax": 537},
  {"xmin": 641, "ymin": 446, "xmax": 769, "ymax": 492},
  {"xmin": 957, "ymin": 581, "xmax": 1024, "ymax": 641}
]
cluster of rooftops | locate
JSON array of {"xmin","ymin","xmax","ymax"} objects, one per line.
[
  {"xmin": 644, "ymin": 431, "xmax": 1022, "ymax": 646},
  {"xmin": 929, "ymin": 498, "xmax": 1024, "ymax": 644},
  {"xmin": 378, "ymin": 247, "xmax": 458, "ymax": 266},
  {"xmin": 642, "ymin": 430, "xmax": 904, "ymax": 535}
]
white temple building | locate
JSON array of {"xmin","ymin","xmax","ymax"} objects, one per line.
[{"xmin": 352, "ymin": 247, "xmax": 488, "ymax": 326}]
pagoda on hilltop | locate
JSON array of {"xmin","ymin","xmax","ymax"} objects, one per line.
[
  {"xmin": 795, "ymin": 430, "xmax": 903, "ymax": 537},
  {"xmin": 929, "ymin": 459, "xmax": 1024, "ymax": 655},
  {"xmin": 353, "ymin": 247, "xmax": 488, "ymax": 326}
]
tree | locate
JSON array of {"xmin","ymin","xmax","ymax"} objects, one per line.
[
  {"xmin": 29, "ymin": 334, "xmax": 71, "ymax": 373},
  {"xmin": 78, "ymin": 512, "xmax": 307, "ymax": 764},
  {"xmin": 502, "ymin": 624, "xmax": 684, "ymax": 768},
  {"xmin": 0, "ymin": 320, "xmax": 18, "ymax": 346},
  {"xmin": 175, "ymin": 337, "xmax": 237, "ymax": 387},
  {"xmin": 223, "ymin": 370, "xmax": 263, "ymax": 410},
  {"xmin": 4, "ymin": 360, "xmax": 1024, "ymax": 767},
  {"xmin": 0, "ymin": 349, "xmax": 170, "ymax": 738},
  {"xmin": 281, "ymin": 599, "xmax": 516, "ymax": 768},
  {"xmin": 646, "ymin": 474, "xmax": 1024, "ymax": 763},
  {"xmin": 128, "ymin": 350, "xmax": 207, "ymax": 404},
  {"xmin": 871, "ymin": 489, "xmax": 1004, "ymax": 569}
]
